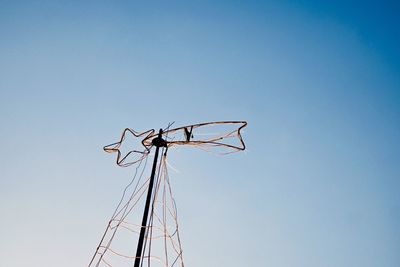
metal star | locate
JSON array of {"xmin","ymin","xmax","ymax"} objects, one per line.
[{"xmin": 103, "ymin": 128, "xmax": 155, "ymax": 167}]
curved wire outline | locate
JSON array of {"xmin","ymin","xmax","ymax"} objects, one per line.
[
  {"xmin": 143, "ymin": 121, "xmax": 247, "ymax": 151},
  {"xmin": 103, "ymin": 128, "xmax": 155, "ymax": 167},
  {"xmin": 91, "ymin": 121, "xmax": 247, "ymax": 266},
  {"xmin": 104, "ymin": 121, "xmax": 247, "ymax": 167}
]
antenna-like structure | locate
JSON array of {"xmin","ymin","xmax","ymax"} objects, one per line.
[{"xmin": 88, "ymin": 121, "xmax": 247, "ymax": 267}]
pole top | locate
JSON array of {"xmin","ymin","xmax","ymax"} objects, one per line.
[{"xmin": 152, "ymin": 128, "xmax": 167, "ymax": 147}]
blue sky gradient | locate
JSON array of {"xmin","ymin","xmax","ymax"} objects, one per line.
[{"xmin": 0, "ymin": 1, "xmax": 399, "ymax": 266}]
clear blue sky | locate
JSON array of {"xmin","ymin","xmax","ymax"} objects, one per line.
[{"xmin": 0, "ymin": 1, "xmax": 399, "ymax": 266}]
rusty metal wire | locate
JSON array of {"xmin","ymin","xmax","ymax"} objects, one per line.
[
  {"xmin": 89, "ymin": 121, "xmax": 247, "ymax": 267},
  {"xmin": 88, "ymin": 152, "xmax": 184, "ymax": 267},
  {"xmin": 104, "ymin": 129, "xmax": 155, "ymax": 167},
  {"xmin": 105, "ymin": 121, "xmax": 247, "ymax": 167}
]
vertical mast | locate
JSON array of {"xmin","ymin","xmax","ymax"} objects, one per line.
[{"xmin": 134, "ymin": 129, "xmax": 166, "ymax": 267}]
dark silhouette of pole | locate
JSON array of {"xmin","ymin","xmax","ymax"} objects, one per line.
[{"xmin": 134, "ymin": 129, "xmax": 166, "ymax": 267}]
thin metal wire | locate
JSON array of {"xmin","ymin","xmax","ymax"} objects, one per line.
[
  {"xmin": 89, "ymin": 121, "xmax": 247, "ymax": 267},
  {"xmin": 104, "ymin": 129, "xmax": 155, "ymax": 167},
  {"xmin": 104, "ymin": 121, "xmax": 247, "ymax": 167}
]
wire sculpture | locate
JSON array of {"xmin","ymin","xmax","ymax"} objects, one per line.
[
  {"xmin": 89, "ymin": 121, "xmax": 247, "ymax": 267},
  {"xmin": 104, "ymin": 129, "xmax": 155, "ymax": 167}
]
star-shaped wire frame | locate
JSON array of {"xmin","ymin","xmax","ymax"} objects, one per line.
[
  {"xmin": 104, "ymin": 121, "xmax": 247, "ymax": 167},
  {"xmin": 103, "ymin": 128, "xmax": 155, "ymax": 167}
]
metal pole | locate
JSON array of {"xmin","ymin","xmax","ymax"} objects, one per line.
[{"xmin": 134, "ymin": 129, "xmax": 165, "ymax": 267}]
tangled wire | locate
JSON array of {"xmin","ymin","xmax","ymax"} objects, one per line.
[{"xmin": 88, "ymin": 121, "xmax": 247, "ymax": 267}]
